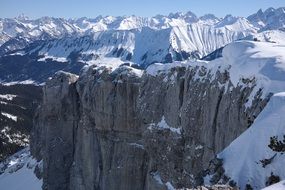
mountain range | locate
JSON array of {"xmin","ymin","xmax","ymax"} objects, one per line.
[{"xmin": 0, "ymin": 7, "xmax": 284, "ymax": 84}]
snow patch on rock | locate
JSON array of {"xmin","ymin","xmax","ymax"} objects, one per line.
[
  {"xmin": 148, "ymin": 116, "xmax": 181, "ymax": 134},
  {"xmin": 1, "ymin": 112, "xmax": 17, "ymax": 121}
]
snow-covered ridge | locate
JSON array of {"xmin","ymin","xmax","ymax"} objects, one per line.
[
  {"xmin": 147, "ymin": 40, "xmax": 285, "ymax": 107},
  {"xmin": 1, "ymin": 7, "xmax": 284, "ymax": 42},
  {"xmin": 223, "ymin": 41, "xmax": 285, "ymax": 89},
  {"xmin": 0, "ymin": 11, "xmax": 233, "ymax": 43},
  {"xmin": 245, "ymin": 30, "xmax": 285, "ymax": 44},
  {"xmin": 12, "ymin": 24, "xmax": 253, "ymax": 67},
  {"xmin": 0, "ymin": 9, "xmax": 283, "ymax": 58},
  {"xmin": 1, "ymin": 7, "xmax": 284, "ymax": 44},
  {"xmin": 1, "ymin": 7, "xmax": 284, "ymax": 70},
  {"xmin": 79, "ymin": 58, "xmax": 144, "ymax": 79}
]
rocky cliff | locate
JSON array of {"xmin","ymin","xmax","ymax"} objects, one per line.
[{"xmin": 30, "ymin": 51, "xmax": 270, "ymax": 189}]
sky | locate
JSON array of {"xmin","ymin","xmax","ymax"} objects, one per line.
[{"xmin": 0, "ymin": 0, "xmax": 285, "ymax": 19}]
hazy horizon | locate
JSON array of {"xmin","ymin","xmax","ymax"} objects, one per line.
[{"xmin": 1, "ymin": 0, "xmax": 285, "ymax": 19}]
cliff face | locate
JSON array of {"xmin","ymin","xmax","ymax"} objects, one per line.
[{"xmin": 31, "ymin": 60, "xmax": 269, "ymax": 190}]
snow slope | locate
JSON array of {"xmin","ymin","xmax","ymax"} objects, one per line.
[
  {"xmin": 3, "ymin": 7, "xmax": 284, "ymax": 46},
  {"xmin": 219, "ymin": 93, "xmax": 285, "ymax": 189},
  {"xmin": 245, "ymin": 30, "xmax": 285, "ymax": 44},
  {"xmin": 262, "ymin": 180, "xmax": 285, "ymax": 190},
  {"xmin": 0, "ymin": 147, "xmax": 42, "ymax": 190},
  {"xmin": 222, "ymin": 41, "xmax": 285, "ymax": 102}
]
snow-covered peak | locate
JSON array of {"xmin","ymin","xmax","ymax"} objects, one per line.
[
  {"xmin": 16, "ymin": 14, "xmax": 29, "ymax": 21},
  {"xmin": 0, "ymin": 16, "xmax": 79, "ymax": 41},
  {"xmin": 168, "ymin": 11, "xmax": 198, "ymax": 23},
  {"xmin": 0, "ymin": 10, "xmax": 259, "ymax": 47},
  {"xmin": 248, "ymin": 7, "xmax": 285, "ymax": 31},
  {"xmin": 215, "ymin": 15, "xmax": 256, "ymax": 33},
  {"xmin": 102, "ymin": 15, "xmax": 118, "ymax": 24},
  {"xmin": 200, "ymin": 14, "xmax": 219, "ymax": 21},
  {"xmin": 0, "ymin": 7, "xmax": 284, "ymax": 42},
  {"xmin": 2, "ymin": 8, "xmax": 285, "ymax": 65},
  {"xmin": 198, "ymin": 14, "xmax": 220, "ymax": 25},
  {"xmin": 15, "ymin": 22, "xmax": 251, "ymax": 68},
  {"xmin": 247, "ymin": 9, "xmax": 267, "ymax": 28},
  {"xmin": 223, "ymin": 14, "xmax": 236, "ymax": 22}
]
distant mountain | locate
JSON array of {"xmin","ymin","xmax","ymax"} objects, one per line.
[
  {"xmin": 0, "ymin": 8, "xmax": 284, "ymax": 83},
  {"xmin": 0, "ymin": 13, "xmax": 255, "ymax": 83},
  {"xmin": 1, "ymin": 7, "xmax": 284, "ymax": 47},
  {"xmin": 248, "ymin": 7, "xmax": 285, "ymax": 31},
  {"xmin": 0, "ymin": 9, "xmax": 259, "ymax": 56}
]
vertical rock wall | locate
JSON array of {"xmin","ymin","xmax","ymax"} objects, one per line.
[{"xmin": 31, "ymin": 65, "xmax": 269, "ymax": 190}]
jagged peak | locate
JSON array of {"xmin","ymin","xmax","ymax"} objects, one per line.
[
  {"xmin": 168, "ymin": 11, "xmax": 197, "ymax": 20},
  {"xmin": 264, "ymin": 7, "xmax": 276, "ymax": 14},
  {"xmin": 199, "ymin": 14, "xmax": 219, "ymax": 21},
  {"xmin": 257, "ymin": 8, "xmax": 264, "ymax": 15},
  {"xmin": 223, "ymin": 14, "xmax": 237, "ymax": 21},
  {"xmin": 15, "ymin": 13, "xmax": 29, "ymax": 21}
]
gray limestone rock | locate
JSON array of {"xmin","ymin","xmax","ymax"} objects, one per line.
[{"xmin": 31, "ymin": 65, "xmax": 270, "ymax": 190}]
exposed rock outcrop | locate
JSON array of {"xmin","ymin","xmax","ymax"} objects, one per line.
[{"xmin": 31, "ymin": 63, "xmax": 269, "ymax": 190}]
